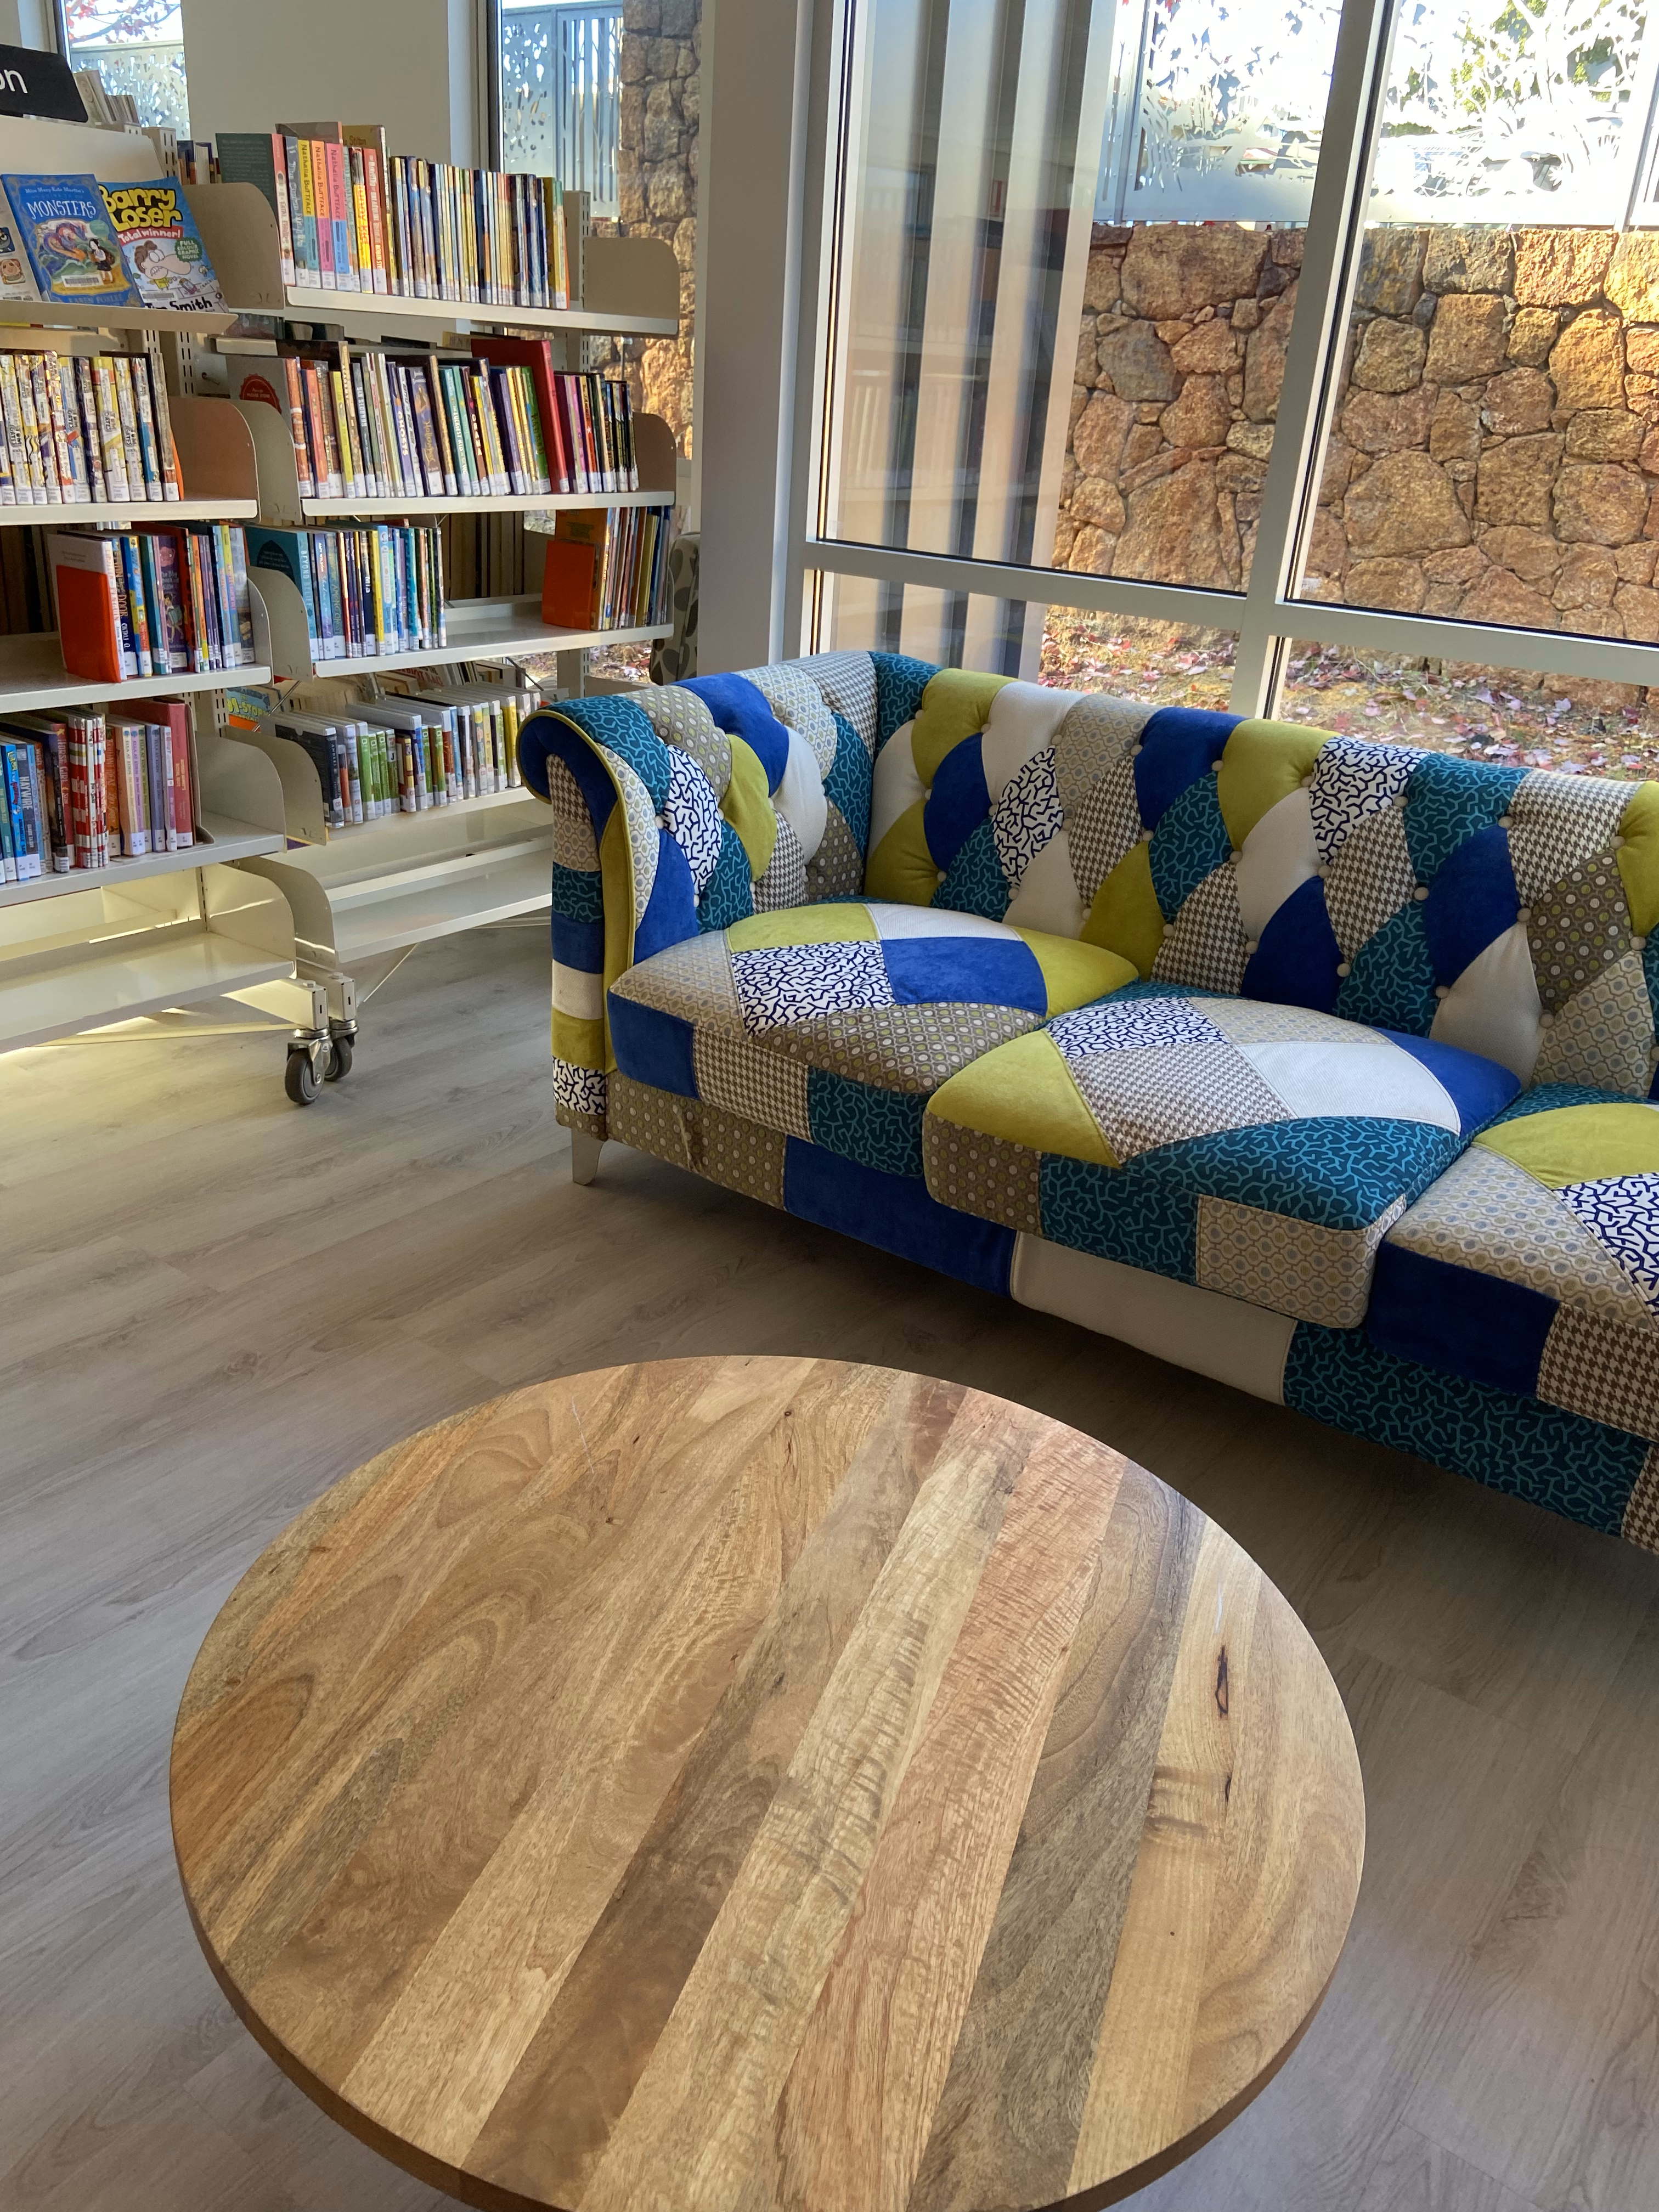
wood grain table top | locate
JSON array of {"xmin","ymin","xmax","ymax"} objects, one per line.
[{"xmin": 171, "ymin": 1357, "xmax": 1365, "ymax": 2212}]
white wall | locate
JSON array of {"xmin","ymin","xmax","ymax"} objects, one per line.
[
  {"xmin": 182, "ymin": 0, "xmax": 479, "ymax": 163},
  {"xmin": 0, "ymin": 0, "xmax": 55, "ymax": 49}
]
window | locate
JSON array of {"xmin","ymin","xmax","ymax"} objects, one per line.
[
  {"xmin": 497, "ymin": 1, "xmax": 624, "ymax": 214},
  {"xmin": 779, "ymin": 0, "xmax": 1659, "ymax": 721},
  {"xmin": 61, "ymin": 0, "xmax": 188, "ymax": 133}
]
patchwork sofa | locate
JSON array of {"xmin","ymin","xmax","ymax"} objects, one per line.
[{"xmin": 518, "ymin": 653, "xmax": 1659, "ymax": 1557}]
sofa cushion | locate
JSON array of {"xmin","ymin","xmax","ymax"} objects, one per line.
[
  {"xmin": 922, "ymin": 984, "xmax": 1520, "ymax": 1326},
  {"xmin": 607, "ymin": 901, "xmax": 1136, "ymax": 1180},
  {"xmin": 1370, "ymin": 1085, "xmax": 1659, "ymax": 1442}
]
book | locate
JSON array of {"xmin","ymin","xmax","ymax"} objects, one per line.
[
  {"xmin": 47, "ymin": 531, "xmax": 125, "ymax": 681},
  {"xmin": 98, "ymin": 179, "xmax": 226, "ymax": 311},
  {"xmin": 1, "ymin": 174, "xmax": 134, "ymax": 307},
  {"xmin": 0, "ymin": 180, "xmax": 41, "ymax": 303},
  {"xmin": 215, "ymin": 132, "xmax": 295, "ymax": 287}
]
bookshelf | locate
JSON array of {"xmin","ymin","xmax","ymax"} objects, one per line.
[{"xmin": 0, "ymin": 115, "xmax": 680, "ymax": 1103}]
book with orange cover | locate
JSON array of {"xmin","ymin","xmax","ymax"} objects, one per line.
[
  {"xmin": 47, "ymin": 531, "xmax": 124, "ymax": 681},
  {"xmin": 540, "ymin": 535, "xmax": 600, "ymax": 630}
]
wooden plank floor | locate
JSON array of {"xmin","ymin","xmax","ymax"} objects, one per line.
[{"xmin": 4, "ymin": 924, "xmax": 1658, "ymax": 2212}]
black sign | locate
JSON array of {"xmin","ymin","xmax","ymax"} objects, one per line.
[{"xmin": 0, "ymin": 44, "xmax": 88, "ymax": 124}]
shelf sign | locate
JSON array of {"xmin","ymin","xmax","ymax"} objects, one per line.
[{"xmin": 0, "ymin": 44, "xmax": 87, "ymax": 123}]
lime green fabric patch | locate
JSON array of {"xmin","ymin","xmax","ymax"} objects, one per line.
[
  {"xmin": 911, "ymin": 667, "xmax": 1010, "ymax": 785},
  {"xmin": 1082, "ymin": 839, "xmax": 1163, "ymax": 978},
  {"xmin": 1015, "ymin": 928, "xmax": 1137, "ymax": 1015},
  {"xmin": 721, "ymin": 735, "xmax": 778, "ymax": 879},
  {"xmin": 728, "ymin": 902, "xmax": 877, "ymax": 950},
  {"xmin": 1217, "ymin": 719, "xmax": 1328, "ymax": 849},
  {"xmin": 928, "ymin": 1030, "xmax": 1119, "ymax": 1166},
  {"xmin": 552, "ymin": 1009, "xmax": 607, "ymax": 1071},
  {"xmin": 1619, "ymin": 782, "xmax": 1659, "ymax": 939},
  {"xmin": 865, "ymin": 799, "xmax": 941, "ymax": 906},
  {"xmin": 1478, "ymin": 1102, "xmax": 1659, "ymax": 1187}
]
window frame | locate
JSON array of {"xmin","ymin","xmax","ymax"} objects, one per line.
[{"xmin": 762, "ymin": 0, "xmax": 1659, "ymax": 712}]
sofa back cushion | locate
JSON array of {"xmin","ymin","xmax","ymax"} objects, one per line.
[{"xmin": 865, "ymin": 670, "xmax": 1659, "ymax": 1097}]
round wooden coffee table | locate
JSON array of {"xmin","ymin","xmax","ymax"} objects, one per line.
[{"xmin": 172, "ymin": 1357, "xmax": 1364, "ymax": 2212}]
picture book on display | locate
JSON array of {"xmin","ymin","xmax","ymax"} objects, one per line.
[
  {"xmin": 0, "ymin": 182, "xmax": 40, "ymax": 303},
  {"xmin": 0, "ymin": 174, "xmax": 133, "ymax": 306},
  {"xmin": 98, "ymin": 179, "xmax": 225, "ymax": 310}
]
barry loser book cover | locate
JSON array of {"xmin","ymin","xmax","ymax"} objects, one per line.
[
  {"xmin": 0, "ymin": 173, "xmax": 132, "ymax": 304},
  {"xmin": 99, "ymin": 179, "xmax": 226, "ymax": 311}
]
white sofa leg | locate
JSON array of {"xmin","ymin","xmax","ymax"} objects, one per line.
[{"xmin": 571, "ymin": 1131, "xmax": 605, "ymax": 1186}]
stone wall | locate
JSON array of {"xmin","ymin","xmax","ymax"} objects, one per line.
[
  {"xmin": 1057, "ymin": 221, "xmax": 1659, "ymax": 678},
  {"xmin": 612, "ymin": 0, "xmax": 699, "ymax": 454}
]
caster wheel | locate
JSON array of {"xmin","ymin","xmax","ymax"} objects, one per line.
[
  {"xmin": 325, "ymin": 1034, "xmax": 353, "ymax": 1081},
  {"xmin": 285, "ymin": 1046, "xmax": 322, "ymax": 1105}
]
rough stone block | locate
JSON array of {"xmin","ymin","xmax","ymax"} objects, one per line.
[
  {"xmin": 1344, "ymin": 450, "xmax": 1470, "ymax": 555},
  {"xmin": 1068, "ymin": 525, "xmax": 1114, "ymax": 573},
  {"xmin": 1513, "ymin": 228, "xmax": 1615, "ymax": 307},
  {"xmin": 1566, "ymin": 408, "xmax": 1645, "ymax": 462},
  {"xmin": 1507, "ymin": 306, "xmax": 1559, "ymax": 368},
  {"xmin": 1424, "ymin": 225, "xmax": 1515, "ymax": 296},
  {"xmin": 1169, "ymin": 320, "xmax": 1239, "ymax": 374},
  {"xmin": 1097, "ymin": 321, "xmax": 1178, "ymax": 402},
  {"xmin": 1618, "ymin": 540, "xmax": 1659, "ymax": 585},
  {"xmin": 1120, "ymin": 224, "xmax": 1270, "ymax": 318},
  {"xmin": 1424, "ymin": 294, "xmax": 1510, "ymax": 383},
  {"xmin": 1242, "ymin": 285, "xmax": 1297, "ymax": 421},
  {"xmin": 1160, "ymin": 374, "xmax": 1232, "ymax": 449},
  {"xmin": 1113, "ymin": 458, "xmax": 1239, "ymax": 586},
  {"xmin": 1345, "ymin": 556, "xmax": 1426, "ymax": 611},
  {"xmin": 1554, "ymin": 545, "xmax": 1619, "ymax": 610},
  {"xmin": 1460, "ymin": 567, "xmax": 1558, "ymax": 627},
  {"xmin": 1613, "ymin": 582, "xmax": 1659, "ymax": 639},
  {"xmin": 1352, "ymin": 317, "xmax": 1426, "ymax": 392},
  {"xmin": 1549, "ymin": 310, "xmax": 1626, "ymax": 413},
  {"xmin": 1341, "ymin": 382, "xmax": 1440, "ymax": 454},
  {"xmin": 1474, "ymin": 432, "xmax": 1563, "ymax": 526},
  {"xmin": 1082, "ymin": 252, "xmax": 1119, "ymax": 313},
  {"xmin": 1355, "ymin": 227, "xmax": 1426, "ymax": 317},
  {"xmin": 1555, "ymin": 461, "xmax": 1649, "ymax": 545},
  {"xmin": 1607, "ymin": 234, "xmax": 1659, "ymax": 322},
  {"xmin": 1482, "ymin": 367, "xmax": 1554, "ymax": 436},
  {"xmin": 1478, "ymin": 525, "xmax": 1560, "ymax": 582},
  {"xmin": 1070, "ymin": 475, "xmax": 1127, "ymax": 533},
  {"xmin": 1073, "ymin": 390, "xmax": 1133, "ymax": 479},
  {"xmin": 1429, "ymin": 391, "xmax": 1482, "ymax": 462}
]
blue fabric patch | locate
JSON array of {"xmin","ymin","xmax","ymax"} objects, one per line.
[
  {"xmin": 1040, "ymin": 1155, "xmax": 1197, "ymax": 1279},
  {"xmin": 1132, "ymin": 709, "xmax": 1238, "ymax": 831},
  {"xmin": 1423, "ymin": 822, "xmax": 1519, "ymax": 983},
  {"xmin": 1283, "ymin": 1322, "xmax": 1646, "ymax": 1537},
  {"xmin": 1149, "ymin": 774, "xmax": 1234, "ymax": 918},
  {"xmin": 556, "ymin": 694, "xmax": 672, "ymax": 810},
  {"xmin": 884, "ymin": 935, "xmax": 1044, "ymax": 1012},
  {"xmin": 681, "ymin": 673, "xmax": 792, "ymax": 791},
  {"xmin": 1367, "ymin": 1243, "xmax": 1554, "ymax": 1398},
  {"xmin": 783, "ymin": 1137, "xmax": 1014, "ymax": 1295},
  {"xmin": 1381, "ymin": 1029, "xmax": 1520, "ymax": 1133},
  {"xmin": 608, "ymin": 993, "xmax": 698, "ymax": 1098},
  {"xmin": 1146, "ymin": 1116, "xmax": 1460, "ymax": 1230},
  {"xmin": 698, "ymin": 821, "xmax": 754, "ymax": 932},
  {"xmin": 1404, "ymin": 754, "xmax": 1525, "ymax": 885},
  {"xmin": 1242, "ymin": 874, "xmax": 1342, "ymax": 1013},
  {"xmin": 807, "ymin": 1069, "xmax": 926, "ymax": 1178},
  {"xmin": 923, "ymin": 731, "xmax": 990, "ymax": 872},
  {"xmin": 519, "ymin": 715, "xmax": 618, "ymax": 836},
  {"xmin": 1336, "ymin": 899, "xmax": 1440, "ymax": 1036},
  {"xmin": 550, "ymin": 910, "xmax": 603, "ymax": 972},
  {"xmin": 825, "ymin": 712, "xmax": 872, "ymax": 853},
  {"xmin": 633, "ymin": 833, "xmax": 700, "ymax": 962},
  {"xmin": 933, "ymin": 818, "xmax": 1011, "ymax": 921},
  {"xmin": 872, "ymin": 652, "xmax": 938, "ymax": 750}
]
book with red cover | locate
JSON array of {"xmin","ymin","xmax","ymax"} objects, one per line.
[
  {"xmin": 123, "ymin": 695, "xmax": 195, "ymax": 845},
  {"xmin": 540, "ymin": 537, "xmax": 600, "ymax": 630},
  {"xmin": 47, "ymin": 533, "xmax": 124, "ymax": 682},
  {"xmin": 470, "ymin": 336, "xmax": 572, "ymax": 492}
]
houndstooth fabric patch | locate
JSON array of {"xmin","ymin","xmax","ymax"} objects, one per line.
[
  {"xmin": 1538, "ymin": 1303, "xmax": 1659, "ymax": 1440},
  {"xmin": 1308, "ymin": 736, "xmax": 1416, "ymax": 864},
  {"xmin": 635, "ymin": 685, "xmax": 732, "ymax": 798},
  {"xmin": 768, "ymin": 1001, "xmax": 1036, "ymax": 1093},
  {"xmin": 731, "ymin": 937, "xmax": 891, "ymax": 1034},
  {"xmin": 1531, "ymin": 950, "xmax": 1654, "ymax": 1097},
  {"xmin": 1052, "ymin": 694, "xmax": 1151, "ymax": 815},
  {"xmin": 692, "ymin": 1025, "xmax": 813, "ymax": 1137},
  {"xmin": 611, "ymin": 928, "xmax": 743, "ymax": 1026},
  {"xmin": 738, "ymin": 663, "xmax": 839, "ymax": 776},
  {"xmin": 1073, "ymin": 1040, "xmax": 1287, "ymax": 1161},
  {"xmin": 1508, "ymin": 768, "xmax": 1630, "ymax": 905},
  {"xmin": 992, "ymin": 747, "xmax": 1063, "ymax": 890},
  {"xmin": 753, "ymin": 809, "xmax": 808, "ymax": 912},
  {"xmin": 663, "ymin": 746, "xmax": 726, "ymax": 895},
  {"xmin": 1051, "ymin": 992, "xmax": 1222, "ymax": 1062},
  {"xmin": 1525, "ymin": 847, "xmax": 1632, "ymax": 1014},
  {"xmin": 795, "ymin": 650, "xmax": 879, "ymax": 755},
  {"xmin": 1558, "ymin": 1172, "xmax": 1659, "ymax": 1313},
  {"xmin": 546, "ymin": 754, "xmax": 601, "ymax": 871},
  {"xmin": 1065, "ymin": 750, "xmax": 1144, "ymax": 907},
  {"xmin": 1622, "ymin": 1445, "xmax": 1659, "ymax": 1551},
  {"xmin": 1321, "ymin": 798, "xmax": 1418, "ymax": 960},
  {"xmin": 1152, "ymin": 861, "xmax": 1249, "ymax": 994},
  {"xmin": 1196, "ymin": 1191, "xmax": 1404, "ymax": 1327}
]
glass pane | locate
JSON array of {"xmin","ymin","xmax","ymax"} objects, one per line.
[
  {"xmin": 812, "ymin": 571, "xmax": 1238, "ymax": 705},
  {"xmin": 1278, "ymin": 637, "xmax": 1659, "ymax": 775},
  {"xmin": 499, "ymin": 2, "xmax": 624, "ymax": 214},
  {"xmin": 64, "ymin": 1, "xmax": 188, "ymax": 133},
  {"xmin": 1297, "ymin": 0, "xmax": 1659, "ymax": 647},
  {"xmin": 820, "ymin": 0, "xmax": 1346, "ymax": 597}
]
